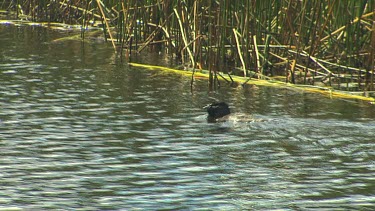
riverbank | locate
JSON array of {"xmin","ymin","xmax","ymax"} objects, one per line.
[{"xmin": 1, "ymin": 0, "xmax": 374, "ymax": 98}]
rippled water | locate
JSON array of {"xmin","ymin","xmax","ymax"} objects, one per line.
[{"xmin": 1, "ymin": 24, "xmax": 375, "ymax": 210}]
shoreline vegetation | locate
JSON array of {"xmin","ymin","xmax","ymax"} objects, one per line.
[{"xmin": 1, "ymin": 0, "xmax": 375, "ymax": 101}]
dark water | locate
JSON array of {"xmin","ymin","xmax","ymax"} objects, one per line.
[{"xmin": 1, "ymin": 24, "xmax": 375, "ymax": 210}]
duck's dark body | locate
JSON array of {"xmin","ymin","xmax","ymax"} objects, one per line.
[{"xmin": 204, "ymin": 102, "xmax": 231, "ymax": 122}]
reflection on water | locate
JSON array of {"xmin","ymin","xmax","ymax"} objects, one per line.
[{"xmin": 1, "ymin": 24, "xmax": 375, "ymax": 210}]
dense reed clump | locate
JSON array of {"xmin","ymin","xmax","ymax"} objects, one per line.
[{"xmin": 2, "ymin": 0, "xmax": 375, "ymax": 93}]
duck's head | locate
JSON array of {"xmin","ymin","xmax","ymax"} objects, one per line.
[{"xmin": 204, "ymin": 102, "xmax": 231, "ymax": 121}]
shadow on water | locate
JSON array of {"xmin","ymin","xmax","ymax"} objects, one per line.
[{"xmin": 1, "ymin": 24, "xmax": 375, "ymax": 210}]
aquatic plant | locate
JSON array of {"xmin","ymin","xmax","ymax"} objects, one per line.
[{"xmin": 1, "ymin": 0, "xmax": 374, "ymax": 94}]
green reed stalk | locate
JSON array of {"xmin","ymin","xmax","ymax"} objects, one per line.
[
  {"xmin": 233, "ymin": 28, "xmax": 246, "ymax": 77},
  {"xmin": 174, "ymin": 8, "xmax": 195, "ymax": 66}
]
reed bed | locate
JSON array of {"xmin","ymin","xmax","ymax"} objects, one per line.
[{"xmin": 2, "ymin": 0, "xmax": 375, "ymax": 94}]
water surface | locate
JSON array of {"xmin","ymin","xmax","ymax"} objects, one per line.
[{"xmin": 1, "ymin": 24, "xmax": 375, "ymax": 210}]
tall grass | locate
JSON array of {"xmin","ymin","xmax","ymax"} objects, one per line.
[{"xmin": 2, "ymin": 0, "xmax": 374, "ymax": 92}]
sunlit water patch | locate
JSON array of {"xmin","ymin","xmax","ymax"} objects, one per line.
[{"xmin": 1, "ymin": 24, "xmax": 375, "ymax": 210}]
